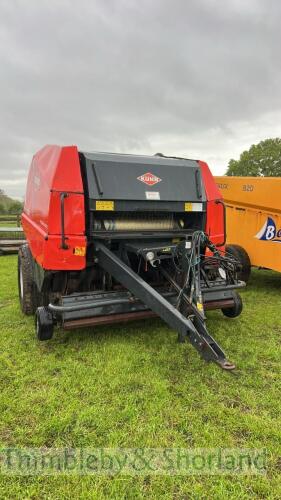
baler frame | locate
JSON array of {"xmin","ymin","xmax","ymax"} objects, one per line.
[
  {"xmin": 40, "ymin": 236, "xmax": 244, "ymax": 370},
  {"xmin": 19, "ymin": 146, "xmax": 246, "ymax": 371}
]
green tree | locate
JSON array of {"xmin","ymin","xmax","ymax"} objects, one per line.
[
  {"xmin": 226, "ymin": 138, "xmax": 281, "ymax": 176},
  {"xmin": 8, "ymin": 201, "xmax": 23, "ymax": 214},
  {"xmin": 0, "ymin": 203, "xmax": 6, "ymax": 214}
]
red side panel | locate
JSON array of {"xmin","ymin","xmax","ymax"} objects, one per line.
[
  {"xmin": 22, "ymin": 145, "xmax": 86, "ymax": 270},
  {"xmin": 198, "ymin": 160, "xmax": 225, "ymax": 248},
  {"xmin": 52, "ymin": 146, "xmax": 84, "ymax": 192}
]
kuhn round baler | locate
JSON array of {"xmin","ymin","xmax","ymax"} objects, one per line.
[{"xmin": 19, "ymin": 146, "xmax": 244, "ymax": 369}]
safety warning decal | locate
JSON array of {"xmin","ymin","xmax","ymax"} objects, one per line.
[{"xmin": 95, "ymin": 200, "xmax": 115, "ymax": 211}]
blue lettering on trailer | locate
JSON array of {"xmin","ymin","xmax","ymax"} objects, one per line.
[{"xmin": 255, "ymin": 217, "xmax": 281, "ymax": 242}]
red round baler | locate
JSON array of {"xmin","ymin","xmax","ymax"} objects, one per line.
[{"xmin": 19, "ymin": 146, "xmax": 244, "ymax": 369}]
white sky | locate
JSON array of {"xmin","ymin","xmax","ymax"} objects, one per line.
[{"xmin": 0, "ymin": 0, "xmax": 281, "ymax": 199}]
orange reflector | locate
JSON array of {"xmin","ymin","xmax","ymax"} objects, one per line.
[{"xmin": 74, "ymin": 246, "xmax": 86, "ymax": 256}]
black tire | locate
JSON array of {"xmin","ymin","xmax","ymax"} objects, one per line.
[
  {"xmin": 18, "ymin": 244, "xmax": 37, "ymax": 315},
  {"xmin": 222, "ymin": 292, "xmax": 243, "ymax": 318},
  {"xmin": 35, "ymin": 307, "xmax": 54, "ymax": 341},
  {"xmin": 226, "ymin": 244, "xmax": 251, "ymax": 283}
]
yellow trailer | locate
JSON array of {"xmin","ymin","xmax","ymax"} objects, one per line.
[{"xmin": 215, "ymin": 176, "xmax": 281, "ymax": 280}]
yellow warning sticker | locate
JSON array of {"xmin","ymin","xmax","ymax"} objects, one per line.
[
  {"xmin": 185, "ymin": 202, "xmax": 193, "ymax": 212},
  {"xmin": 74, "ymin": 247, "xmax": 86, "ymax": 256},
  {"xmin": 197, "ymin": 302, "xmax": 204, "ymax": 311},
  {"xmin": 95, "ymin": 200, "xmax": 115, "ymax": 211}
]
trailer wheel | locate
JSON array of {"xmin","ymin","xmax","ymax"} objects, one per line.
[
  {"xmin": 18, "ymin": 244, "xmax": 36, "ymax": 315},
  {"xmin": 226, "ymin": 244, "xmax": 251, "ymax": 283},
  {"xmin": 222, "ymin": 292, "xmax": 243, "ymax": 318},
  {"xmin": 35, "ymin": 307, "xmax": 54, "ymax": 341}
]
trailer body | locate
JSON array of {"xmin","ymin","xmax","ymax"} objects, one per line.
[
  {"xmin": 216, "ymin": 176, "xmax": 281, "ymax": 273},
  {"xmin": 19, "ymin": 146, "xmax": 244, "ymax": 370}
]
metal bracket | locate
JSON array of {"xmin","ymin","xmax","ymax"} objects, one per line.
[{"xmin": 60, "ymin": 192, "xmax": 69, "ymax": 250}]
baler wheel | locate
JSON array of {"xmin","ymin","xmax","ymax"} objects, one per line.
[
  {"xmin": 18, "ymin": 244, "xmax": 36, "ymax": 315},
  {"xmin": 226, "ymin": 244, "xmax": 251, "ymax": 283},
  {"xmin": 222, "ymin": 292, "xmax": 243, "ymax": 318},
  {"xmin": 35, "ymin": 307, "xmax": 54, "ymax": 341}
]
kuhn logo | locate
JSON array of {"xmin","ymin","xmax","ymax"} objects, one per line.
[
  {"xmin": 255, "ymin": 217, "xmax": 281, "ymax": 243},
  {"xmin": 137, "ymin": 172, "xmax": 162, "ymax": 186}
]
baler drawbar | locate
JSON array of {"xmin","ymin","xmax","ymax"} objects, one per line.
[{"xmin": 19, "ymin": 147, "xmax": 245, "ymax": 370}]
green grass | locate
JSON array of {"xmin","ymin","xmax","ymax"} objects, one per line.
[
  {"xmin": 0, "ymin": 230, "xmax": 24, "ymax": 241},
  {"xmin": 0, "ymin": 222, "xmax": 20, "ymax": 228},
  {"xmin": 0, "ymin": 214, "xmax": 20, "ymax": 228},
  {"xmin": 0, "ymin": 255, "xmax": 280, "ymax": 499},
  {"xmin": 0, "ymin": 218, "xmax": 22, "ymax": 235},
  {"xmin": 0, "ymin": 216, "xmax": 23, "ymax": 240}
]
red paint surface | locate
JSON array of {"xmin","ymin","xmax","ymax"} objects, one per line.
[
  {"xmin": 198, "ymin": 160, "xmax": 225, "ymax": 250},
  {"xmin": 22, "ymin": 145, "xmax": 86, "ymax": 270}
]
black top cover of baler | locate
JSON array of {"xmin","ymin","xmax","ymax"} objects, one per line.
[{"xmin": 80, "ymin": 152, "xmax": 206, "ymax": 203}]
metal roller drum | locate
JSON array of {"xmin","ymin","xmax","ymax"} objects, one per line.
[{"xmin": 93, "ymin": 216, "xmax": 183, "ymax": 231}]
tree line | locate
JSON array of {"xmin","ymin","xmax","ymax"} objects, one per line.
[
  {"xmin": 226, "ymin": 138, "xmax": 281, "ymax": 176},
  {"xmin": 0, "ymin": 189, "xmax": 23, "ymax": 214}
]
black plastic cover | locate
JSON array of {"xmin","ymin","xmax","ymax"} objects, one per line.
[{"xmin": 80, "ymin": 152, "xmax": 206, "ymax": 202}]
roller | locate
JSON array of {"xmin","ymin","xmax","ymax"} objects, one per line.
[{"xmin": 93, "ymin": 216, "xmax": 183, "ymax": 231}]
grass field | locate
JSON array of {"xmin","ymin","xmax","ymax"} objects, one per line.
[
  {"xmin": 0, "ymin": 255, "xmax": 280, "ymax": 499},
  {"xmin": 0, "ymin": 215, "xmax": 21, "ymax": 228}
]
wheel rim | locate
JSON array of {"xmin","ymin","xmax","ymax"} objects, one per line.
[{"xmin": 19, "ymin": 263, "xmax": 24, "ymax": 300}]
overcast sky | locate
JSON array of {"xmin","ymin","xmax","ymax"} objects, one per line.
[{"xmin": 1, "ymin": 0, "xmax": 281, "ymax": 198}]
